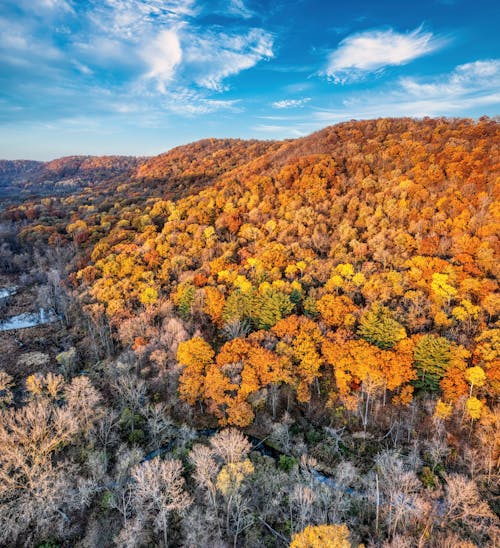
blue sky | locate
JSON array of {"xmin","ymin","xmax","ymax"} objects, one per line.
[{"xmin": 0, "ymin": 0, "xmax": 499, "ymax": 159}]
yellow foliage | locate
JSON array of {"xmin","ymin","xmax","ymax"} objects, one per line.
[
  {"xmin": 466, "ymin": 396, "xmax": 483, "ymax": 420},
  {"xmin": 233, "ymin": 275, "xmax": 253, "ymax": 293},
  {"xmin": 26, "ymin": 372, "xmax": 65, "ymax": 399},
  {"xmin": 352, "ymin": 272, "xmax": 366, "ymax": 287},
  {"xmin": 259, "ymin": 281, "xmax": 272, "ymax": 293},
  {"xmin": 290, "ymin": 524, "xmax": 351, "ymax": 548},
  {"xmin": 285, "ymin": 264, "xmax": 299, "ymax": 278},
  {"xmin": 139, "ymin": 286, "xmax": 158, "ymax": 306},
  {"xmin": 216, "ymin": 459, "xmax": 254, "ymax": 496},
  {"xmin": 291, "ymin": 280, "xmax": 303, "ymax": 293},
  {"xmin": 392, "ymin": 384, "xmax": 414, "ymax": 406},
  {"xmin": 316, "ymin": 294, "xmax": 357, "ymax": 329},
  {"xmin": 296, "ymin": 260, "xmax": 307, "ymax": 272},
  {"xmin": 203, "ymin": 286, "xmax": 226, "ymax": 325},
  {"xmin": 465, "ymin": 366, "xmax": 486, "ymax": 388},
  {"xmin": 177, "ymin": 337, "xmax": 215, "ymax": 405},
  {"xmin": 325, "ymin": 275, "xmax": 344, "ymax": 291},
  {"xmin": 431, "ymin": 273, "xmax": 457, "ymax": 302},
  {"xmin": 336, "ymin": 263, "xmax": 354, "ymax": 278},
  {"xmin": 434, "ymin": 310, "xmax": 452, "ymax": 328},
  {"xmin": 434, "ymin": 399, "xmax": 453, "ymax": 420}
]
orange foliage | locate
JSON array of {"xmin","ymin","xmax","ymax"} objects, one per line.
[{"xmin": 5, "ymin": 118, "xmax": 499, "ymax": 424}]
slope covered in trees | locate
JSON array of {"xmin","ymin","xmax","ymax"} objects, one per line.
[
  {"xmin": 70, "ymin": 117, "xmax": 499, "ymax": 422},
  {"xmin": 0, "ymin": 117, "xmax": 498, "ymax": 547}
]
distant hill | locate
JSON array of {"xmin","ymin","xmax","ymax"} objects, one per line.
[
  {"xmin": 0, "ymin": 139, "xmax": 279, "ymax": 201},
  {"xmin": 0, "ymin": 159, "xmax": 42, "ymax": 186},
  {"xmin": 0, "ymin": 155, "xmax": 142, "ymax": 199}
]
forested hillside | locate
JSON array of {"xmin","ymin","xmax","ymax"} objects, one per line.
[
  {"xmin": 0, "ymin": 155, "xmax": 142, "ymax": 199},
  {"xmin": 0, "ymin": 117, "xmax": 498, "ymax": 547}
]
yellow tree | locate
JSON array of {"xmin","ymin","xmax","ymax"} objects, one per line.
[
  {"xmin": 203, "ymin": 286, "xmax": 226, "ymax": 326},
  {"xmin": 323, "ymin": 336, "xmax": 416, "ymax": 425},
  {"xmin": 316, "ymin": 294, "xmax": 357, "ymax": 329},
  {"xmin": 272, "ymin": 315, "xmax": 324, "ymax": 403},
  {"xmin": 177, "ymin": 337, "xmax": 215, "ymax": 405},
  {"xmin": 465, "ymin": 366, "xmax": 486, "ymax": 397},
  {"xmin": 290, "ymin": 524, "xmax": 352, "ymax": 548},
  {"xmin": 205, "ymin": 338, "xmax": 290, "ymax": 426}
]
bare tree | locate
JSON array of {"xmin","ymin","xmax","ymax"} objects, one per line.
[
  {"xmin": 290, "ymin": 484, "xmax": 316, "ymax": 533},
  {"xmin": 113, "ymin": 373, "xmax": 148, "ymax": 413},
  {"xmin": 0, "ymin": 398, "xmax": 79, "ymax": 544},
  {"xmin": 65, "ymin": 375, "xmax": 102, "ymax": 435},
  {"xmin": 370, "ymin": 450, "xmax": 423, "ymax": 539},
  {"xmin": 109, "ymin": 445, "xmax": 144, "ymax": 531},
  {"xmin": 473, "ymin": 405, "xmax": 500, "ymax": 487},
  {"xmin": 92, "ymin": 408, "xmax": 120, "ymax": 459},
  {"xmin": 143, "ymin": 403, "xmax": 173, "ymax": 451},
  {"xmin": 131, "ymin": 458, "xmax": 192, "ymax": 547},
  {"xmin": 442, "ymin": 474, "xmax": 499, "ymax": 544},
  {"xmin": 160, "ymin": 316, "xmax": 188, "ymax": 358},
  {"xmin": 210, "ymin": 428, "xmax": 252, "ymax": 464},
  {"xmin": 190, "ymin": 443, "xmax": 219, "ymax": 507}
]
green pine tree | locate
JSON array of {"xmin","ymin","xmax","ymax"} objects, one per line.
[
  {"xmin": 357, "ymin": 304, "xmax": 406, "ymax": 349},
  {"xmin": 254, "ymin": 289, "xmax": 294, "ymax": 329},
  {"xmin": 413, "ymin": 335, "xmax": 451, "ymax": 392}
]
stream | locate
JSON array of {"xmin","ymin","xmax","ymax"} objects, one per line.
[
  {"xmin": 141, "ymin": 428, "xmax": 352, "ymax": 495},
  {"xmin": 0, "ymin": 308, "xmax": 58, "ymax": 331},
  {"xmin": 0, "ymin": 286, "xmax": 58, "ymax": 331}
]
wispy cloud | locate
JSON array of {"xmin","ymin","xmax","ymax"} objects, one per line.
[
  {"xmin": 272, "ymin": 97, "xmax": 311, "ymax": 109},
  {"xmin": 159, "ymin": 89, "xmax": 241, "ymax": 116},
  {"xmin": 19, "ymin": 0, "xmax": 74, "ymax": 15},
  {"xmin": 400, "ymin": 59, "xmax": 500, "ymax": 99},
  {"xmin": 251, "ymin": 59, "xmax": 500, "ymax": 140},
  {"xmin": 185, "ymin": 28, "xmax": 274, "ymax": 91},
  {"xmin": 227, "ymin": 0, "xmax": 255, "ymax": 19},
  {"xmin": 316, "ymin": 59, "xmax": 500, "ymax": 120},
  {"xmin": 143, "ymin": 28, "xmax": 183, "ymax": 93},
  {"xmin": 252, "ymin": 124, "xmax": 305, "ymax": 136},
  {"xmin": 0, "ymin": 0, "xmax": 273, "ymax": 120},
  {"xmin": 325, "ymin": 26, "xmax": 445, "ymax": 83}
]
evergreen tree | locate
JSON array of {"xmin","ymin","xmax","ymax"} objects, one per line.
[
  {"xmin": 413, "ymin": 335, "xmax": 451, "ymax": 392},
  {"xmin": 254, "ymin": 289, "xmax": 294, "ymax": 329},
  {"xmin": 358, "ymin": 304, "xmax": 406, "ymax": 349},
  {"xmin": 222, "ymin": 289, "xmax": 254, "ymax": 324}
]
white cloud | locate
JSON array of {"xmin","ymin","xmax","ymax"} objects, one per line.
[
  {"xmin": 158, "ymin": 88, "xmax": 241, "ymax": 115},
  {"xmin": 143, "ymin": 28, "xmax": 182, "ymax": 92},
  {"xmin": 227, "ymin": 0, "xmax": 254, "ymax": 19},
  {"xmin": 252, "ymin": 124, "xmax": 305, "ymax": 136},
  {"xmin": 77, "ymin": 1, "xmax": 273, "ymax": 99},
  {"xmin": 0, "ymin": 0, "xmax": 275, "ymax": 122},
  {"xmin": 185, "ymin": 28, "xmax": 273, "ymax": 91},
  {"xmin": 0, "ymin": 15, "xmax": 63, "ymax": 65},
  {"xmin": 17, "ymin": 0, "xmax": 73, "ymax": 15},
  {"xmin": 315, "ymin": 59, "xmax": 500, "ymax": 121},
  {"xmin": 94, "ymin": 0, "xmax": 196, "ymax": 35},
  {"xmin": 399, "ymin": 59, "xmax": 500, "ymax": 103},
  {"xmin": 272, "ymin": 97, "xmax": 311, "ymax": 109},
  {"xmin": 325, "ymin": 26, "xmax": 444, "ymax": 83},
  {"xmin": 246, "ymin": 59, "xmax": 500, "ymax": 140},
  {"xmin": 453, "ymin": 59, "xmax": 500, "ymax": 79}
]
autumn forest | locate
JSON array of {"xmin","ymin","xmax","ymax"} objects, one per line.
[{"xmin": 0, "ymin": 117, "xmax": 499, "ymax": 547}]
